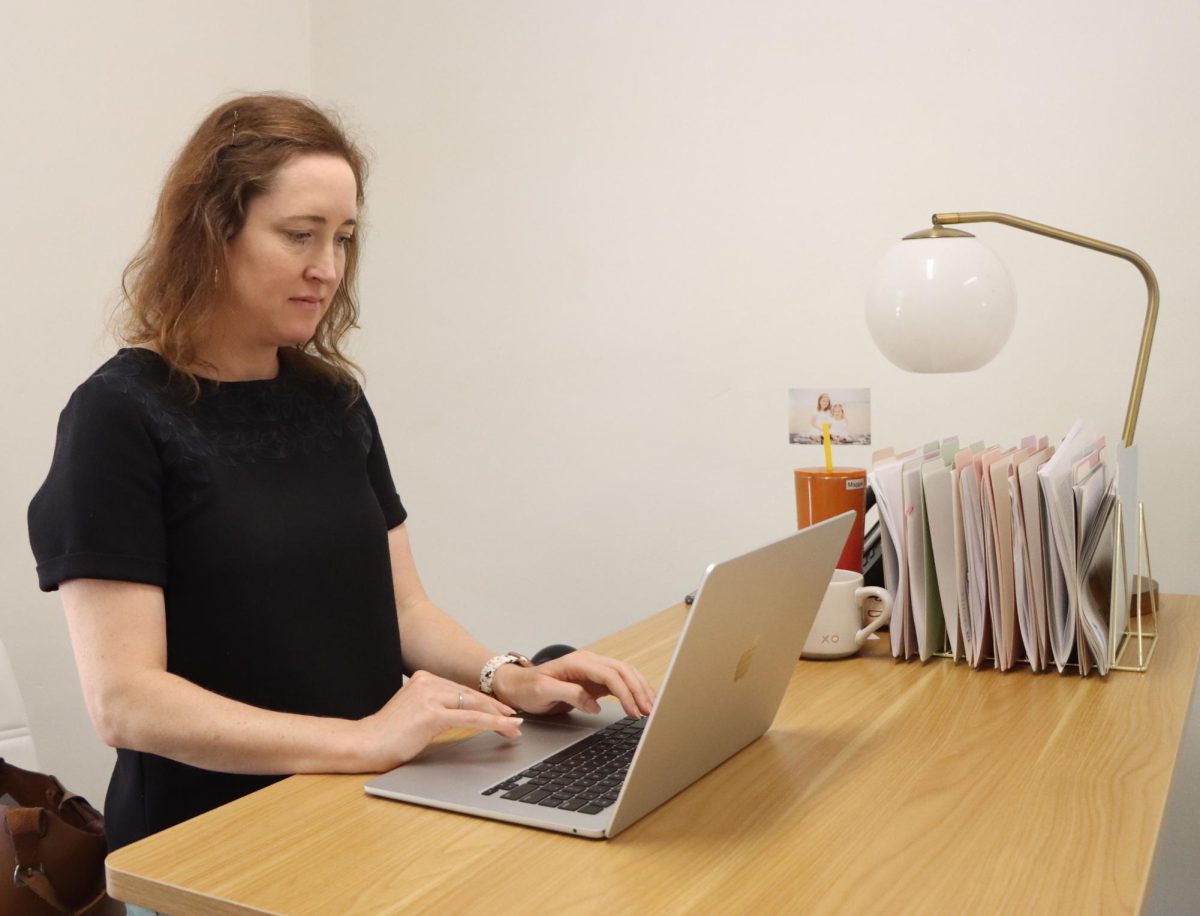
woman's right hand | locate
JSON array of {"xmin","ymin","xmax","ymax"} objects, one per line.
[{"xmin": 358, "ymin": 670, "xmax": 522, "ymax": 771}]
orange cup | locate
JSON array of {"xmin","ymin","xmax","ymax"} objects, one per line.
[{"xmin": 794, "ymin": 467, "xmax": 867, "ymax": 573}]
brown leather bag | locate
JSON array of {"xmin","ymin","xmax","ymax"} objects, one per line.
[{"xmin": 1, "ymin": 758, "xmax": 124, "ymax": 916}]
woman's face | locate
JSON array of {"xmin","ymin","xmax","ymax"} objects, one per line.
[
  {"xmin": 220, "ymin": 154, "xmax": 358, "ymax": 351},
  {"xmin": 818, "ymin": 395, "xmax": 831, "ymax": 411}
]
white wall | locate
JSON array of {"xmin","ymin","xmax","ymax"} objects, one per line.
[
  {"xmin": 4, "ymin": 0, "xmax": 1199, "ymax": 805},
  {"xmin": 1, "ymin": 1, "xmax": 312, "ymax": 805},
  {"xmin": 313, "ymin": 0, "xmax": 1200, "ymax": 658}
]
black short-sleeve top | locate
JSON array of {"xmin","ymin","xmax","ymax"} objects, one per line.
[{"xmin": 28, "ymin": 348, "xmax": 407, "ymax": 849}]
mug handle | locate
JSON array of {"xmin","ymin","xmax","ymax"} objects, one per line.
[{"xmin": 854, "ymin": 587, "xmax": 893, "ymax": 647}]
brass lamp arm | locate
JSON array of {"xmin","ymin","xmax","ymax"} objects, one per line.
[{"xmin": 931, "ymin": 211, "xmax": 1158, "ymax": 448}]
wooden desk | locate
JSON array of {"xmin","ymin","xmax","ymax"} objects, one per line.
[{"xmin": 107, "ymin": 595, "xmax": 1200, "ymax": 915}]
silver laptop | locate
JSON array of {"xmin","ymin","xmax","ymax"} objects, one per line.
[{"xmin": 365, "ymin": 511, "xmax": 853, "ymax": 838}]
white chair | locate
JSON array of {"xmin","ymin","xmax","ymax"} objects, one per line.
[{"xmin": 0, "ymin": 637, "xmax": 39, "ymax": 770}]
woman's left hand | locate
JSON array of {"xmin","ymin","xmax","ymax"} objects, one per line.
[{"xmin": 490, "ymin": 650, "xmax": 656, "ymax": 718}]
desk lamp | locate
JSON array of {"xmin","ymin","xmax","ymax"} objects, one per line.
[
  {"xmin": 864, "ymin": 211, "xmax": 1157, "ymax": 447},
  {"xmin": 864, "ymin": 211, "xmax": 1160, "ymax": 668}
]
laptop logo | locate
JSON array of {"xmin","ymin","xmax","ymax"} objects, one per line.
[{"xmin": 734, "ymin": 638, "xmax": 759, "ymax": 682}]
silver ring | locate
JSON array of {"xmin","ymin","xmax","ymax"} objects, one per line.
[{"xmin": 457, "ymin": 692, "xmax": 464, "ymax": 710}]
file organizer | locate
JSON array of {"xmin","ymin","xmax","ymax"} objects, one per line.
[{"xmin": 927, "ymin": 499, "xmax": 1158, "ymax": 674}]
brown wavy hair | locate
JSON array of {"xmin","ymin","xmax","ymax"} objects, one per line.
[{"xmin": 119, "ymin": 93, "xmax": 368, "ymax": 390}]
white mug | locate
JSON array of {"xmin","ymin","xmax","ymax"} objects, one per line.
[{"xmin": 801, "ymin": 569, "xmax": 893, "ymax": 659}]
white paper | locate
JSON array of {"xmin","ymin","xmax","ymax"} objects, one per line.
[
  {"xmin": 869, "ymin": 451, "xmax": 911, "ymax": 659},
  {"xmin": 988, "ymin": 450, "xmax": 1022, "ymax": 670},
  {"xmin": 950, "ymin": 460, "xmax": 969, "ymax": 663},
  {"xmin": 904, "ymin": 457, "xmax": 931, "ymax": 661},
  {"xmin": 1037, "ymin": 420, "xmax": 1100, "ymax": 672},
  {"xmin": 1074, "ymin": 464, "xmax": 1113, "ymax": 675},
  {"xmin": 1009, "ymin": 472, "xmax": 1037, "ymax": 670},
  {"xmin": 958, "ymin": 457, "xmax": 991, "ymax": 668},
  {"xmin": 1018, "ymin": 448, "xmax": 1054, "ymax": 670},
  {"xmin": 923, "ymin": 456, "xmax": 959, "ymax": 660}
]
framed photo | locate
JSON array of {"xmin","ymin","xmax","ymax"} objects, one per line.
[{"xmin": 789, "ymin": 388, "xmax": 871, "ymax": 445}]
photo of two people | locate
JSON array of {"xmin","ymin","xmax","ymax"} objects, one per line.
[{"xmin": 788, "ymin": 388, "xmax": 871, "ymax": 445}]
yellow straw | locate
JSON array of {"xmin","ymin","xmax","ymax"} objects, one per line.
[{"xmin": 823, "ymin": 422, "xmax": 833, "ymax": 472}]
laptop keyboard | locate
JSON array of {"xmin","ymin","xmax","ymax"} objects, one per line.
[{"xmin": 481, "ymin": 716, "xmax": 647, "ymax": 815}]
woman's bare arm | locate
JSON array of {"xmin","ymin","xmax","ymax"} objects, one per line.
[
  {"xmin": 389, "ymin": 525, "xmax": 655, "ymax": 717},
  {"xmin": 61, "ymin": 578, "xmax": 519, "ymax": 775}
]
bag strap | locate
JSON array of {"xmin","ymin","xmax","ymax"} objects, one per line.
[
  {"xmin": 7, "ymin": 806, "xmax": 62, "ymax": 914},
  {"xmin": 2, "ymin": 761, "xmax": 102, "ymax": 829},
  {"xmin": 56, "ymin": 792, "xmax": 105, "ymax": 835}
]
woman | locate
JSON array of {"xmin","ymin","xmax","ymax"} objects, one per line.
[
  {"xmin": 28, "ymin": 94, "xmax": 654, "ymax": 857},
  {"xmin": 808, "ymin": 392, "xmax": 833, "ymax": 439}
]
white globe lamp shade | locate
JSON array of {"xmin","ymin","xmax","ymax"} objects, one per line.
[{"xmin": 865, "ymin": 231, "xmax": 1017, "ymax": 372}]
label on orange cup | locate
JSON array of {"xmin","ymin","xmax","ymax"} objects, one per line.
[{"xmin": 846, "ymin": 478, "xmax": 866, "ymax": 490}]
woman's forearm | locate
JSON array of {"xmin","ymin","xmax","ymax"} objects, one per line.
[
  {"xmin": 94, "ymin": 666, "xmax": 370, "ymax": 774},
  {"xmin": 396, "ymin": 595, "xmax": 495, "ymax": 688},
  {"xmin": 388, "ymin": 524, "xmax": 498, "ymax": 689},
  {"xmin": 62, "ymin": 577, "xmax": 519, "ymax": 776},
  {"xmin": 61, "ymin": 578, "xmax": 376, "ymax": 774}
]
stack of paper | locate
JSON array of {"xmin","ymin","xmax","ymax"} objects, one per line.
[{"xmin": 871, "ymin": 421, "xmax": 1125, "ymax": 675}]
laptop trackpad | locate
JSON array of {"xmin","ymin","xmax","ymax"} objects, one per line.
[{"xmin": 379, "ymin": 702, "xmax": 628, "ymax": 793}]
